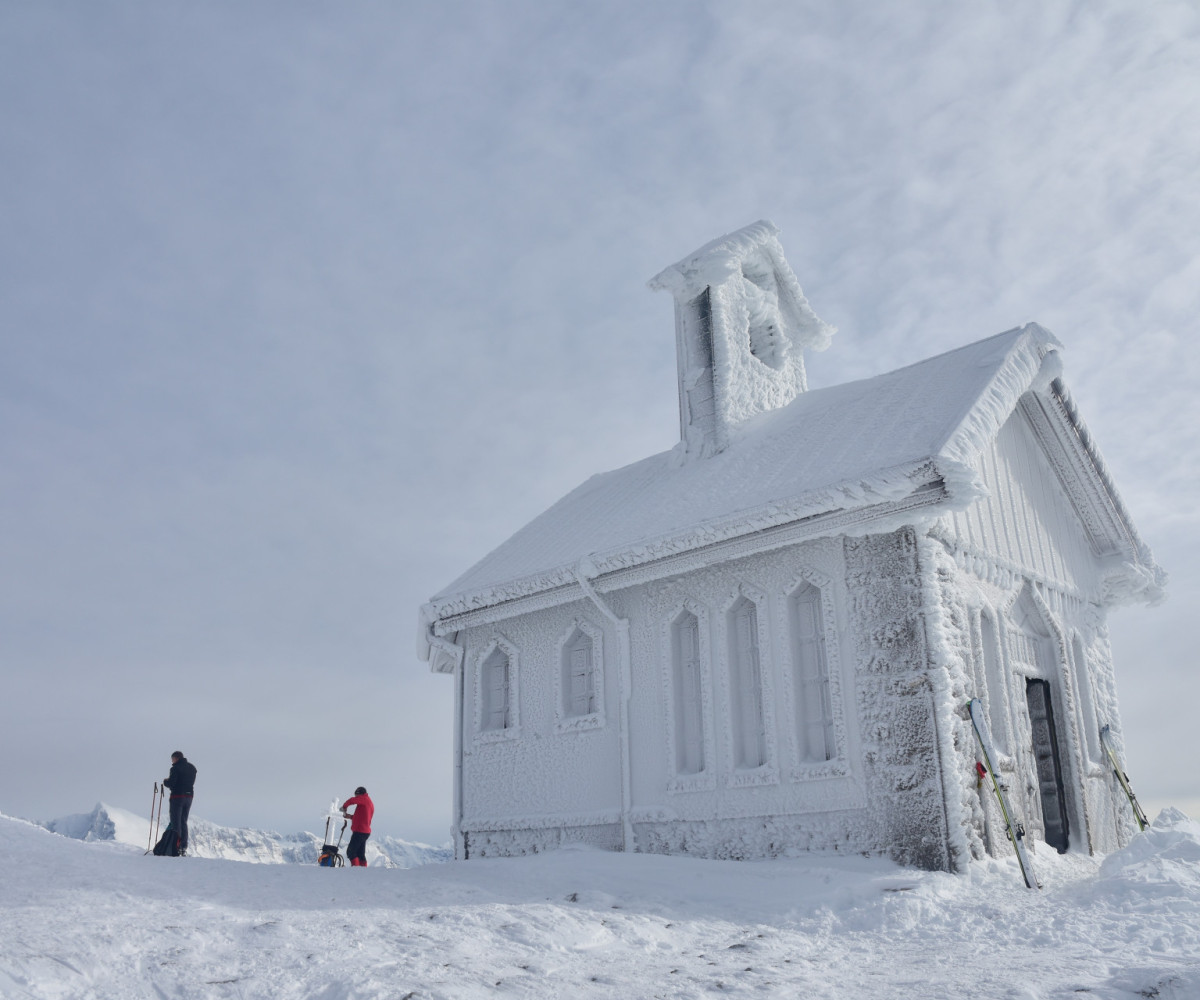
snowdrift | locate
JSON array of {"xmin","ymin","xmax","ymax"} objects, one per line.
[{"xmin": 1, "ymin": 808, "xmax": 1198, "ymax": 999}]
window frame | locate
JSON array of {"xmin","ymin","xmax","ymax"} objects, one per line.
[{"xmin": 554, "ymin": 619, "xmax": 606, "ymax": 734}]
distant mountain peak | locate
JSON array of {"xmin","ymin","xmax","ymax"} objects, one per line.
[{"xmin": 40, "ymin": 803, "xmax": 450, "ymax": 868}]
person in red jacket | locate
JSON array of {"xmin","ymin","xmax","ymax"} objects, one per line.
[{"xmin": 340, "ymin": 787, "xmax": 374, "ymax": 867}]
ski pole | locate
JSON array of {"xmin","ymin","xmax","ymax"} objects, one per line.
[
  {"xmin": 145, "ymin": 782, "xmax": 159, "ymax": 854},
  {"xmin": 336, "ymin": 819, "xmax": 348, "ymax": 850},
  {"xmin": 154, "ymin": 782, "xmax": 165, "ymax": 844}
]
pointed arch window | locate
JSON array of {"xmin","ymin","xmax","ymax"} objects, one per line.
[
  {"xmin": 481, "ymin": 646, "xmax": 512, "ymax": 733},
  {"xmin": 672, "ymin": 612, "xmax": 706, "ymax": 775},
  {"xmin": 563, "ymin": 628, "xmax": 596, "ymax": 718},
  {"xmin": 980, "ymin": 611, "xmax": 1009, "ymax": 755},
  {"xmin": 1071, "ymin": 634, "xmax": 1101, "ymax": 763},
  {"xmin": 791, "ymin": 583, "xmax": 834, "ymax": 763},
  {"xmin": 729, "ymin": 597, "xmax": 767, "ymax": 769}
]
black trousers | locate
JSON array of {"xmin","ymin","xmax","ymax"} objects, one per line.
[
  {"xmin": 169, "ymin": 795, "xmax": 193, "ymax": 852},
  {"xmin": 347, "ymin": 831, "xmax": 370, "ymax": 864}
]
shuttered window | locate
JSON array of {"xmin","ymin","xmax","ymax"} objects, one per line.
[
  {"xmin": 673, "ymin": 613, "xmax": 705, "ymax": 775},
  {"xmin": 482, "ymin": 648, "xmax": 510, "ymax": 731},
  {"xmin": 792, "ymin": 584, "xmax": 834, "ymax": 762},
  {"xmin": 563, "ymin": 630, "xmax": 595, "ymax": 718}
]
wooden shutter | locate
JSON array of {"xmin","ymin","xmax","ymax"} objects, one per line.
[
  {"xmin": 567, "ymin": 635, "xmax": 594, "ymax": 717},
  {"xmin": 485, "ymin": 651, "xmax": 509, "ymax": 730}
]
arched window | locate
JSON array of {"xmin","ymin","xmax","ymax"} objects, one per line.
[
  {"xmin": 791, "ymin": 583, "xmax": 833, "ymax": 762},
  {"xmin": 481, "ymin": 647, "xmax": 511, "ymax": 732},
  {"xmin": 980, "ymin": 611, "xmax": 1008, "ymax": 754},
  {"xmin": 672, "ymin": 612, "xmax": 706, "ymax": 775},
  {"xmin": 562, "ymin": 628, "xmax": 596, "ymax": 719},
  {"xmin": 1072, "ymin": 634, "xmax": 1101, "ymax": 762},
  {"xmin": 729, "ymin": 597, "xmax": 767, "ymax": 769}
]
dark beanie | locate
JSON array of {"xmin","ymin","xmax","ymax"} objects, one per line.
[{"xmin": 355, "ymin": 786, "xmax": 367, "ymax": 796}]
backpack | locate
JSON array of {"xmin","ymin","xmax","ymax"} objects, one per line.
[
  {"xmin": 152, "ymin": 827, "xmax": 180, "ymax": 857},
  {"xmin": 318, "ymin": 844, "xmax": 344, "ymax": 867}
]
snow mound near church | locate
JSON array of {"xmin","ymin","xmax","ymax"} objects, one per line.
[{"xmin": 1098, "ymin": 807, "xmax": 1200, "ymax": 888}]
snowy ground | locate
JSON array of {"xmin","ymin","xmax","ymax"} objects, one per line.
[{"xmin": 2, "ymin": 810, "xmax": 1198, "ymax": 1000}]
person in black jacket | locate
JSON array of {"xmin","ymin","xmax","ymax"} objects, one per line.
[{"xmin": 162, "ymin": 751, "xmax": 197, "ymax": 856}]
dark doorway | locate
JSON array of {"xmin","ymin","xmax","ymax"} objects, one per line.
[{"xmin": 1026, "ymin": 678, "xmax": 1070, "ymax": 853}]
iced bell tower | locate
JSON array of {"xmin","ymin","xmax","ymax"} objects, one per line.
[{"xmin": 648, "ymin": 220, "xmax": 835, "ymax": 460}]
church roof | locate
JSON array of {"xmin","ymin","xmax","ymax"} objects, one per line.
[{"xmin": 424, "ymin": 323, "xmax": 1161, "ymax": 627}]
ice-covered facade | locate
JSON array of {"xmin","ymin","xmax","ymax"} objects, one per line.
[{"xmin": 418, "ymin": 221, "xmax": 1164, "ymax": 871}]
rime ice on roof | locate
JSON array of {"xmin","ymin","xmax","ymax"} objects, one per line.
[
  {"xmin": 648, "ymin": 220, "xmax": 835, "ymax": 461},
  {"xmin": 418, "ymin": 223, "xmax": 1166, "ymax": 873}
]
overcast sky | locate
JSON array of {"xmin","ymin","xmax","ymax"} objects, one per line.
[{"xmin": 2, "ymin": 1, "xmax": 1197, "ymax": 844}]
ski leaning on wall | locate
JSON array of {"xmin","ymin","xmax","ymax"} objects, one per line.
[
  {"xmin": 1099, "ymin": 724, "xmax": 1149, "ymax": 832},
  {"xmin": 967, "ymin": 699, "xmax": 1041, "ymax": 889}
]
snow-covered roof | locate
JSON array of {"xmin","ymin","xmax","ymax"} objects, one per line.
[{"xmin": 422, "ymin": 323, "xmax": 1161, "ymax": 632}]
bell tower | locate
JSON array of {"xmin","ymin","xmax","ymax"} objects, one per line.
[{"xmin": 648, "ymin": 221, "xmax": 834, "ymax": 460}]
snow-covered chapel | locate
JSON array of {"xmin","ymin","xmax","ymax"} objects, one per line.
[{"xmin": 418, "ymin": 221, "xmax": 1164, "ymax": 871}]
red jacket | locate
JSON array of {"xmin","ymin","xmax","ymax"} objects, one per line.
[{"xmin": 341, "ymin": 794, "xmax": 374, "ymax": 834}]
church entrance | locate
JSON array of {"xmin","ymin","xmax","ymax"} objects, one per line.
[{"xmin": 1025, "ymin": 678, "xmax": 1070, "ymax": 853}]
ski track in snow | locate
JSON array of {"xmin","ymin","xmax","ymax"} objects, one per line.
[{"xmin": 2, "ymin": 811, "xmax": 1199, "ymax": 1000}]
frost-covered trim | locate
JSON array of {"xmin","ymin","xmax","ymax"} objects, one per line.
[
  {"xmin": 719, "ymin": 583, "xmax": 779, "ymax": 787},
  {"xmin": 913, "ymin": 534, "xmax": 973, "ymax": 872},
  {"xmin": 775, "ymin": 567, "xmax": 852, "ymax": 781},
  {"xmin": 998, "ymin": 583, "xmax": 1086, "ymax": 847},
  {"xmin": 472, "ymin": 635, "xmax": 520, "ymax": 744},
  {"xmin": 553, "ymin": 618, "xmax": 606, "ymax": 735},
  {"xmin": 461, "ymin": 809, "xmax": 621, "ymax": 833},
  {"xmin": 1017, "ymin": 584, "xmax": 1095, "ymax": 853},
  {"xmin": 658, "ymin": 599, "xmax": 717, "ymax": 793},
  {"xmin": 1066, "ymin": 630, "xmax": 1104, "ymax": 774},
  {"xmin": 430, "ymin": 472, "xmax": 951, "ymax": 634},
  {"xmin": 1019, "ymin": 386, "xmax": 1164, "ymax": 606},
  {"xmin": 938, "ymin": 324, "xmax": 1060, "ymax": 473},
  {"xmin": 928, "ymin": 522, "xmax": 1091, "ymax": 603}
]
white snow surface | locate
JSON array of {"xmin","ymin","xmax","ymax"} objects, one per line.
[{"xmin": 3, "ymin": 808, "xmax": 1198, "ymax": 999}]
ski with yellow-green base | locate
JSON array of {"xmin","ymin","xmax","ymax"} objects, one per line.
[
  {"xmin": 968, "ymin": 699, "xmax": 1040, "ymax": 889},
  {"xmin": 1099, "ymin": 724, "xmax": 1149, "ymax": 832}
]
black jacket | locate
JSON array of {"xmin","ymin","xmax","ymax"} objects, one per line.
[{"xmin": 164, "ymin": 757, "xmax": 197, "ymax": 796}]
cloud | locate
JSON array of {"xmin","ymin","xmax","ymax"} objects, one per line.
[{"xmin": 2, "ymin": 0, "xmax": 1197, "ymax": 837}]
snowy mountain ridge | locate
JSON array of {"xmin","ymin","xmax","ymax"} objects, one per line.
[{"xmin": 39, "ymin": 801, "xmax": 450, "ymax": 868}]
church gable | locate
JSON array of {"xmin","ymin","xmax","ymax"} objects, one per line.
[{"xmin": 941, "ymin": 403, "xmax": 1106, "ymax": 597}]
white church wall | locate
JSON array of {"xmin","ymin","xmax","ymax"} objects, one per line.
[
  {"xmin": 458, "ymin": 597, "xmax": 624, "ymax": 856},
  {"xmin": 620, "ymin": 537, "xmax": 875, "ymax": 859}
]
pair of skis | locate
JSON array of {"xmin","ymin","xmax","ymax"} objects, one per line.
[
  {"xmin": 1099, "ymin": 724, "xmax": 1149, "ymax": 831},
  {"xmin": 969, "ymin": 700, "xmax": 1151, "ymax": 890},
  {"xmin": 968, "ymin": 698, "xmax": 1040, "ymax": 889}
]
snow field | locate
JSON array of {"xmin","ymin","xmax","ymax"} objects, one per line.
[{"xmin": 2, "ymin": 810, "xmax": 1199, "ymax": 999}]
